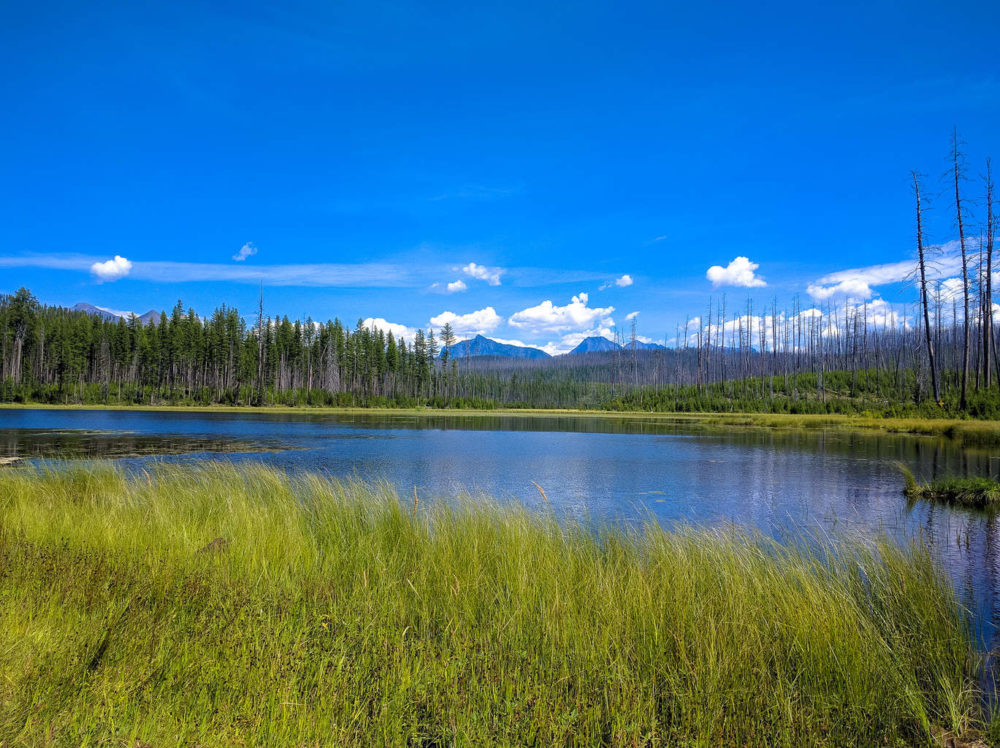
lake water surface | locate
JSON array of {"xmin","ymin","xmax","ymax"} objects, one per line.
[{"xmin": 3, "ymin": 407, "xmax": 1000, "ymax": 650}]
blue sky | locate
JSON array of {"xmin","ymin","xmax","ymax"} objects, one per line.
[{"xmin": 1, "ymin": 0, "xmax": 998, "ymax": 352}]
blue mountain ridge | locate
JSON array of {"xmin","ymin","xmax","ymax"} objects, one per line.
[
  {"xmin": 440, "ymin": 334, "xmax": 550, "ymax": 359},
  {"xmin": 72, "ymin": 303, "xmax": 161, "ymax": 326}
]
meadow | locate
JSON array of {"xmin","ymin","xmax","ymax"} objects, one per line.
[{"xmin": 0, "ymin": 463, "xmax": 994, "ymax": 746}]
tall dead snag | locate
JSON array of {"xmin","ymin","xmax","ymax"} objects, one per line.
[
  {"xmin": 985, "ymin": 159, "xmax": 996, "ymax": 388},
  {"xmin": 914, "ymin": 171, "xmax": 941, "ymax": 403},
  {"xmin": 256, "ymin": 282, "xmax": 265, "ymax": 405},
  {"xmin": 951, "ymin": 128, "xmax": 971, "ymax": 407}
]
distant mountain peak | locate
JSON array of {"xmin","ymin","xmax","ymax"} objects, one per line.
[
  {"xmin": 568, "ymin": 336, "xmax": 621, "ymax": 355},
  {"xmin": 441, "ymin": 335, "xmax": 550, "ymax": 360},
  {"xmin": 629, "ymin": 340, "xmax": 666, "ymax": 351},
  {"xmin": 72, "ymin": 302, "xmax": 160, "ymax": 325}
]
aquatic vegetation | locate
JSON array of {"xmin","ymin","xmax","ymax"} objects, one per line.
[
  {"xmin": 899, "ymin": 463, "xmax": 1000, "ymax": 509},
  {"xmin": 0, "ymin": 462, "xmax": 993, "ymax": 745}
]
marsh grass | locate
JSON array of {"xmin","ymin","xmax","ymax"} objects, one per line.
[
  {"xmin": 0, "ymin": 462, "xmax": 993, "ymax": 745},
  {"xmin": 898, "ymin": 463, "xmax": 1000, "ymax": 510}
]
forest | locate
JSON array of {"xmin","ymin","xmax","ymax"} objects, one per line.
[{"xmin": 0, "ymin": 276, "xmax": 998, "ymax": 417}]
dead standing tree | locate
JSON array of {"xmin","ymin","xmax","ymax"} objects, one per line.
[
  {"xmin": 950, "ymin": 128, "xmax": 971, "ymax": 408},
  {"xmin": 985, "ymin": 159, "xmax": 996, "ymax": 388},
  {"xmin": 913, "ymin": 171, "xmax": 941, "ymax": 404}
]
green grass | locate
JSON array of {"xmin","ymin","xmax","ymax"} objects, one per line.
[
  {"xmin": 0, "ymin": 463, "xmax": 994, "ymax": 745},
  {"xmin": 900, "ymin": 464, "xmax": 1000, "ymax": 509}
]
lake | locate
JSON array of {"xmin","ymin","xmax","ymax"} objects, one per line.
[{"xmin": 3, "ymin": 407, "xmax": 1000, "ymax": 648}]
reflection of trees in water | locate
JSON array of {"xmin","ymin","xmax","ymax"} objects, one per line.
[
  {"xmin": 984, "ymin": 515, "xmax": 1000, "ymax": 650},
  {"xmin": 307, "ymin": 413, "xmax": 993, "ymax": 466},
  {"xmin": 916, "ymin": 500, "xmax": 1000, "ymax": 669}
]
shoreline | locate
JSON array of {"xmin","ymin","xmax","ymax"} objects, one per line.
[{"xmin": 2, "ymin": 401, "xmax": 999, "ymax": 442}]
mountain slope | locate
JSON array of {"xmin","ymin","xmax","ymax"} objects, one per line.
[
  {"xmin": 441, "ymin": 335, "xmax": 550, "ymax": 360},
  {"xmin": 72, "ymin": 303, "xmax": 160, "ymax": 325},
  {"xmin": 568, "ymin": 336, "xmax": 621, "ymax": 354}
]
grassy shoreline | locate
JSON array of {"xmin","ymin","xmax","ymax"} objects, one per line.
[
  {"xmin": 0, "ymin": 462, "xmax": 994, "ymax": 745},
  {"xmin": 4, "ymin": 401, "xmax": 1000, "ymax": 445},
  {"xmin": 899, "ymin": 464, "xmax": 1000, "ymax": 510}
]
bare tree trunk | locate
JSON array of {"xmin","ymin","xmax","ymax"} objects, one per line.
[
  {"xmin": 256, "ymin": 284, "xmax": 265, "ymax": 404},
  {"xmin": 952, "ymin": 129, "xmax": 970, "ymax": 408},
  {"xmin": 986, "ymin": 159, "xmax": 995, "ymax": 389},
  {"xmin": 914, "ymin": 171, "xmax": 941, "ymax": 403}
]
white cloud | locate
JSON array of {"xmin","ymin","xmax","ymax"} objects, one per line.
[
  {"xmin": 937, "ymin": 277, "xmax": 968, "ymax": 303},
  {"xmin": 90, "ymin": 255, "xmax": 132, "ymax": 282},
  {"xmin": 806, "ymin": 277, "xmax": 874, "ymax": 301},
  {"xmin": 806, "ymin": 239, "xmax": 976, "ymax": 301},
  {"xmin": 509, "ymin": 292, "xmax": 615, "ymax": 333},
  {"xmin": 232, "ymin": 242, "xmax": 257, "ymax": 262},
  {"xmin": 93, "ymin": 304, "xmax": 134, "ymax": 318},
  {"xmin": 446, "ymin": 279, "xmax": 467, "ymax": 293},
  {"xmin": 429, "ymin": 306, "xmax": 503, "ymax": 336},
  {"xmin": 488, "ymin": 336, "xmax": 532, "ymax": 348},
  {"xmin": 695, "ymin": 300, "xmax": 910, "ymax": 350},
  {"xmin": 860, "ymin": 298, "xmax": 909, "ymax": 329},
  {"xmin": 625, "ymin": 311, "xmax": 640, "ymax": 321},
  {"xmin": 363, "ymin": 317, "xmax": 416, "ymax": 343},
  {"xmin": 0, "ymin": 254, "xmax": 611, "ymax": 289},
  {"xmin": 706, "ymin": 256, "xmax": 766, "ymax": 288},
  {"xmin": 540, "ymin": 324, "xmax": 618, "ymax": 356},
  {"xmin": 806, "ymin": 258, "xmax": 920, "ymax": 301},
  {"xmin": 600, "ymin": 274, "xmax": 634, "ymax": 290},
  {"xmin": 461, "ymin": 262, "xmax": 504, "ymax": 286}
]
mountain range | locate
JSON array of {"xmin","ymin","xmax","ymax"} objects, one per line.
[
  {"xmin": 72, "ymin": 303, "xmax": 161, "ymax": 326},
  {"xmin": 440, "ymin": 334, "xmax": 667, "ymax": 359},
  {"xmin": 568, "ymin": 336, "xmax": 666, "ymax": 354}
]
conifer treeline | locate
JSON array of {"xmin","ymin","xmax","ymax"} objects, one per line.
[
  {"xmin": 2, "ymin": 285, "xmax": 1000, "ymax": 416},
  {"xmin": 0, "ymin": 292, "xmax": 457, "ymax": 408}
]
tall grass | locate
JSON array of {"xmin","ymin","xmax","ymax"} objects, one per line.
[
  {"xmin": 900, "ymin": 469, "xmax": 1000, "ymax": 510},
  {"xmin": 0, "ymin": 462, "xmax": 992, "ymax": 745}
]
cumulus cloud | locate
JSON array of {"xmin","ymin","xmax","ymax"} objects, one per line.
[
  {"xmin": 232, "ymin": 242, "xmax": 257, "ymax": 262},
  {"xmin": 706, "ymin": 257, "xmax": 766, "ymax": 288},
  {"xmin": 446, "ymin": 279, "xmax": 467, "ymax": 293},
  {"xmin": 625, "ymin": 311, "xmax": 640, "ymax": 321},
  {"xmin": 806, "ymin": 277, "xmax": 874, "ymax": 301},
  {"xmin": 600, "ymin": 274, "xmax": 634, "ymax": 290},
  {"xmin": 429, "ymin": 306, "xmax": 503, "ymax": 336},
  {"xmin": 509, "ymin": 292, "xmax": 615, "ymax": 333},
  {"xmin": 90, "ymin": 255, "xmax": 132, "ymax": 282},
  {"xmin": 806, "ymin": 239, "xmax": 974, "ymax": 301},
  {"xmin": 488, "ymin": 336, "xmax": 532, "ymax": 348},
  {"xmin": 539, "ymin": 325, "xmax": 618, "ymax": 356},
  {"xmin": 805, "ymin": 258, "xmax": 919, "ymax": 301},
  {"xmin": 693, "ymin": 299, "xmax": 909, "ymax": 350},
  {"xmin": 363, "ymin": 317, "xmax": 416, "ymax": 343},
  {"xmin": 937, "ymin": 277, "xmax": 966, "ymax": 303},
  {"xmin": 461, "ymin": 262, "xmax": 504, "ymax": 286}
]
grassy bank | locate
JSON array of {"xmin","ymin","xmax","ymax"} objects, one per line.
[
  {"xmin": 900, "ymin": 464, "xmax": 1000, "ymax": 510},
  {"xmin": 0, "ymin": 463, "xmax": 993, "ymax": 745}
]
